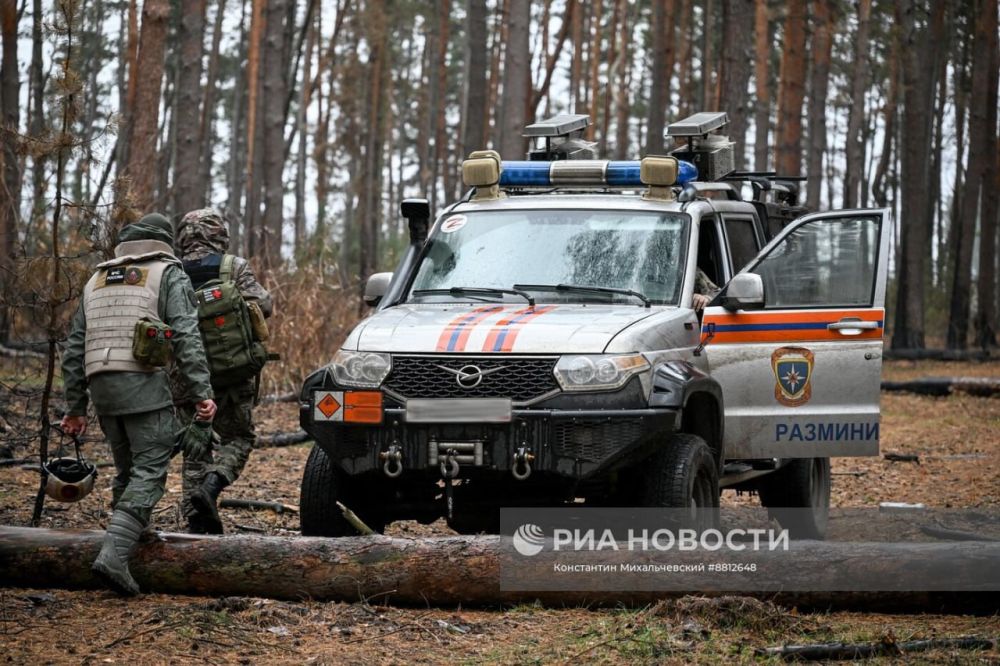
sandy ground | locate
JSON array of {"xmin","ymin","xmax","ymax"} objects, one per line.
[{"xmin": 1, "ymin": 359, "xmax": 998, "ymax": 663}]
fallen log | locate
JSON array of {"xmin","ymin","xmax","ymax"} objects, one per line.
[
  {"xmin": 0, "ymin": 527, "xmax": 998, "ymax": 613},
  {"xmin": 755, "ymin": 637, "xmax": 997, "ymax": 661},
  {"xmin": 219, "ymin": 498, "xmax": 299, "ymax": 514},
  {"xmin": 880, "ymin": 377, "xmax": 1000, "ymax": 397},
  {"xmin": 257, "ymin": 430, "xmax": 310, "ymax": 447},
  {"xmin": 882, "ymin": 349, "xmax": 991, "ymax": 361}
]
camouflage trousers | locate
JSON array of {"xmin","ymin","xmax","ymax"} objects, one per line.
[
  {"xmin": 99, "ymin": 407, "xmax": 177, "ymax": 525},
  {"xmin": 179, "ymin": 382, "xmax": 257, "ymax": 518}
]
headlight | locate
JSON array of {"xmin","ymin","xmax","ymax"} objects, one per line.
[
  {"xmin": 554, "ymin": 354, "xmax": 649, "ymax": 391},
  {"xmin": 330, "ymin": 350, "xmax": 391, "ymax": 388}
]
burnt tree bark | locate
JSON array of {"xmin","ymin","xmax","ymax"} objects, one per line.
[{"xmin": 0, "ymin": 527, "xmax": 998, "ymax": 613}]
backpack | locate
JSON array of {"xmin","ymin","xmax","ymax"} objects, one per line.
[{"xmin": 190, "ymin": 255, "xmax": 268, "ymax": 388}]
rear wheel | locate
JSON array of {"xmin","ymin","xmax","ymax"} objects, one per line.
[
  {"xmin": 300, "ymin": 446, "xmax": 384, "ymax": 537},
  {"xmin": 756, "ymin": 457, "xmax": 830, "ymax": 540},
  {"xmin": 642, "ymin": 433, "xmax": 719, "ymax": 527}
]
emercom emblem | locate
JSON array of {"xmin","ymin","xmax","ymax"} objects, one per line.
[{"xmin": 771, "ymin": 346, "xmax": 815, "ymax": 407}]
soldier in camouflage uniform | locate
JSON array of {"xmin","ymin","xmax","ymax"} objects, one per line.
[
  {"xmin": 692, "ymin": 268, "xmax": 720, "ymax": 311},
  {"xmin": 173, "ymin": 208, "xmax": 273, "ymax": 534},
  {"xmin": 61, "ymin": 214, "xmax": 217, "ymax": 596}
]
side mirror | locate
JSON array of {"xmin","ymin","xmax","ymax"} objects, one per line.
[
  {"xmin": 720, "ymin": 273, "xmax": 764, "ymax": 311},
  {"xmin": 363, "ymin": 272, "xmax": 393, "ymax": 307}
]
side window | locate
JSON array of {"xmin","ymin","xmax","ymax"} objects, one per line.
[
  {"xmin": 696, "ymin": 218, "xmax": 725, "ymax": 288},
  {"xmin": 752, "ymin": 215, "xmax": 881, "ymax": 308},
  {"xmin": 723, "ymin": 216, "xmax": 761, "ymax": 274}
]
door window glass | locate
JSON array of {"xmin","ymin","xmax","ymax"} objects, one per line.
[
  {"xmin": 752, "ymin": 215, "xmax": 881, "ymax": 308},
  {"xmin": 723, "ymin": 216, "xmax": 761, "ymax": 273}
]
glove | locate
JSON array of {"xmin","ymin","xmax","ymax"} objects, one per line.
[{"xmin": 176, "ymin": 419, "xmax": 215, "ymax": 460}]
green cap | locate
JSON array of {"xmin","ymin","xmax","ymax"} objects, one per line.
[{"xmin": 119, "ymin": 213, "xmax": 175, "ymax": 245}]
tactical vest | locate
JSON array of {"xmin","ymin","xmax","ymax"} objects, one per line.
[{"xmin": 82, "ymin": 239, "xmax": 181, "ymax": 377}]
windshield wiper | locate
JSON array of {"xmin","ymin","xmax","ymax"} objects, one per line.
[
  {"xmin": 514, "ymin": 283, "xmax": 651, "ymax": 308},
  {"xmin": 412, "ymin": 286, "xmax": 535, "ymax": 307}
]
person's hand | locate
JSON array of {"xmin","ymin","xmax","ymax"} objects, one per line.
[
  {"xmin": 60, "ymin": 414, "xmax": 88, "ymax": 436},
  {"xmin": 692, "ymin": 294, "xmax": 710, "ymax": 312},
  {"xmin": 194, "ymin": 399, "xmax": 217, "ymax": 421}
]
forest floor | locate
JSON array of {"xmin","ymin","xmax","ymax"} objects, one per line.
[{"xmin": 1, "ymin": 359, "xmax": 999, "ymax": 663}]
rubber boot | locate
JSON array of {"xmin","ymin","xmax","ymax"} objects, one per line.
[
  {"xmin": 91, "ymin": 510, "xmax": 144, "ymax": 596},
  {"xmin": 190, "ymin": 472, "xmax": 228, "ymax": 535}
]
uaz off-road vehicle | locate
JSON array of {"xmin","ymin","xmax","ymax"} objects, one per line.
[{"xmin": 299, "ymin": 112, "xmax": 890, "ymax": 539}]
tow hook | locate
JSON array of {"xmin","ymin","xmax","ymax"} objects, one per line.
[
  {"xmin": 512, "ymin": 446, "xmax": 534, "ymax": 480},
  {"xmin": 379, "ymin": 445, "xmax": 403, "ymax": 478},
  {"xmin": 439, "ymin": 450, "xmax": 461, "ymax": 479}
]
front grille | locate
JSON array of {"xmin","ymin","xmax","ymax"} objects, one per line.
[
  {"xmin": 552, "ymin": 419, "xmax": 643, "ymax": 463},
  {"xmin": 385, "ymin": 356, "xmax": 559, "ymax": 403}
]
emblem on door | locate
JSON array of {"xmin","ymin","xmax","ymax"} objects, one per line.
[{"xmin": 771, "ymin": 346, "xmax": 815, "ymax": 407}]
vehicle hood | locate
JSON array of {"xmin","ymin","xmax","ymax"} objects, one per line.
[{"xmin": 344, "ymin": 303, "xmax": 676, "ymax": 354}]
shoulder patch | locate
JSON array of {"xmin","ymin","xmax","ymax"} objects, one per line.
[{"xmin": 125, "ymin": 267, "xmax": 145, "ymax": 285}]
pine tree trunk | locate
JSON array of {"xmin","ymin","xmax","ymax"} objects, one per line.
[
  {"xmin": 601, "ymin": 0, "xmax": 621, "ymax": 149},
  {"xmin": 172, "ymin": 0, "xmax": 207, "ymax": 215},
  {"xmin": 29, "ymin": 0, "xmax": 45, "ymax": 230},
  {"xmin": 973, "ymin": 0, "xmax": 999, "ymax": 350},
  {"xmin": 499, "ymin": 0, "xmax": 530, "ymax": 157},
  {"xmin": 872, "ymin": 24, "xmax": 898, "ymax": 209},
  {"xmin": 124, "ymin": 0, "xmax": 170, "ymax": 215},
  {"xmin": 0, "ymin": 0, "xmax": 19, "ymax": 344},
  {"xmin": 461, "ymin": 0, "xmax": 488, "ymax": 160},
  {"xmin": 293, "ymin": 4, "xmax": 315, "ymax": 256},
  {"xmin": 487, "ymin": 0, "xmax": 507, "ymax": 147},
  {"xmin": 116, "ymin": 0, "xmax": 140, "ymax": 172},
  {"xmin": 676, "ymin": 0, "xmax": 693, "ymax": 118},
  {"xmin": 226, "ymin": 0, "xmax": 249, "ymax": 249},
  {"xmin": 717, "ymin": 0, "xmax": 754, "ymax": 170},
  {"xmin": 570, "ymin": 0, "xmax": 584, "ymax": 108},
  {"xmin": 700, "ymin": 0, "xmax": 713, "ymax": 110},
  {"xmin": 613, "ymin": 0, "xmax": 632, "ymax": 160},
  {"xmin": 804, "ymin": 0, "xmax": 834, "ymax": 209},
  {"xmin": 774, "ymin": 0, "xmax": 807, "ymax": 176},
  {"xmin": 645, "ymin": 0, "xmax": 675, "ymax": 155},
  {"xmin": 843, "ymin": 0, "xmax": 870, "ymax": 208},
  {"xmin": 199, "ymin": 0, "xmax": 228, "ymax": 208},
  {"xmin": 585, "ymin": 0, "xmax": 603, "ymax": 142},
  {"xmin": 434, "ymin": 0, "xmax": 451, "ymax": 204},
  {"xmin": 752, "ymin": 0, "xmax": 769, "ymax": 170},
  {"xmin": 532, "ymin": 0, "xmax": 575, "ymax": 118},
  {"xmin": 260, "ymin": 0, "xmax": 288, "ymax": 268}
]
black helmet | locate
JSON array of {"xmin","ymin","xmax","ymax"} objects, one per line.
[{"xmin": 43, "ymin": 457, "xmax": 97, "ymax": 502}]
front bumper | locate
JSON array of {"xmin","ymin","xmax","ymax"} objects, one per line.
[{"xmin": 300, "ymin": 370, "xmax": 678, "ymax": 480}]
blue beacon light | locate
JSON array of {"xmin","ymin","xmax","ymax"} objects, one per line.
[{"xmin": 498, "ymin": 159, "xmax": 698, "ymax": 187}]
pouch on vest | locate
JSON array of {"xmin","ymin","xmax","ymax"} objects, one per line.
[
  {"xmin": 247, "ymin": 300, "xmax": 270, "ymax": 342},
  {"xmin": 192, "ymin": 255, "xmax": 268, "ymax": 388},
  {"xmin": 132, "ymin": 318, "xmax": 173, "ymax": 367}
]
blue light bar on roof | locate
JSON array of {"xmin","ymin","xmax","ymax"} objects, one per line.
[{"xmin": 498, "ymin": 159, "xmax": 698, "ymax": 188}]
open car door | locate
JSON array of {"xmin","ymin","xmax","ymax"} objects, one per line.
[{"xmin": 703, "ymin": 208, "xmax": 891, "ymax": 459}]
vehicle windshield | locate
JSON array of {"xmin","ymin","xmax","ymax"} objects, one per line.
[{"xmin": 405, "ymin": 209, "xmax": 689, "ymax": 306}]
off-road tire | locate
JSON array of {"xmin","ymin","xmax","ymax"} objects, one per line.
[
  {"xmin": 300, "ymin": 446, "xmax": 385, "ymax": 537},
  {"xmin": 756, "ymin": 457, "xmax": 830, "ymax": 540},
  {"xmin": 642, "ymin": 433, "xmax": 720, "ymax": 527}
]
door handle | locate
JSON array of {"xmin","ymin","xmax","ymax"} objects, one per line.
[{"xmin": 828, "ymin": 318, "xmax": 879, "ymax": 334}]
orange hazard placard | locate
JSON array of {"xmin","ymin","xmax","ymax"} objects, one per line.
[
  {"xmin": 313, "ymin": 391, "xmax": 344, "ymax": 421},
  {"xmin": 344, "ymin": 391, "xmax": 383, "ymax": 424}
]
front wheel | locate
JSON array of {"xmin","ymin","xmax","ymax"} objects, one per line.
[
  {"xmin": 642, "ymin": 433, "xmax": 720, "ymax": 527},
  {"xmin": 300, "ymin": 446, "xmax": 384, "ymax": 537},
  {"xmin": 756, "ymin": 457, "xmax": 830, "ymax": 540}
]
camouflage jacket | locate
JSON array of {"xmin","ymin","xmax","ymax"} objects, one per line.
[{"xmin": 182, "ymin": 250, "xmax": 273, "ymax": 317}]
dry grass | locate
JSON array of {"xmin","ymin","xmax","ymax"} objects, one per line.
[{"xmin": 257, "ymin": 266, "xmax": 361, "ymax": 396}]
